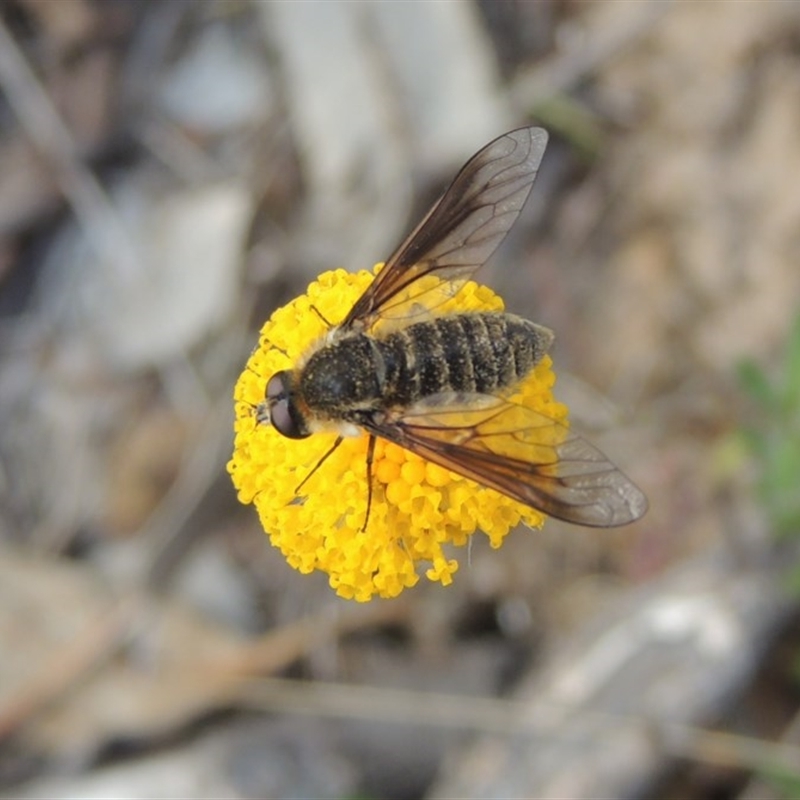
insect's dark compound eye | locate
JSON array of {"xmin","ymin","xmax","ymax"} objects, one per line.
[
  {"xmin": 266, "ymin": 372, "xmax": 288, "ymax": 403},
  {"xmin": 266, "ymin": 371, "xmax": 309, "ymax": 439}
]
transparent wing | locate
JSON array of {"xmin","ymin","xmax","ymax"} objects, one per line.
[
  {"xmin": 342, "ymin": 127, "xmax": 549, "ymax": 329},
  {"xmin": 364, "ymin": 394, "xmax": 648, "ymax": 528}
]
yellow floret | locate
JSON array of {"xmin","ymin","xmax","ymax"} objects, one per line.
[{"xmin": 228, "ymin": 265, "xmax": 568, "ymax": 601}]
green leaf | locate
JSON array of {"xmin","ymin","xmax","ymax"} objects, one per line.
[
  {"xmin": 760, "ymin": 760, "xmax": 800, "ymax": 800},
  {"xmin": 782, "ymin": 312, "xmax": 800, "ymax": 413},
  {"xmin": 738, "ymin": 359, "xmax": 779, "ymax": 412}
]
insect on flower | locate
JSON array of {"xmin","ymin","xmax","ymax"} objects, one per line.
[{"xmin": 257, "ymin": 127, "xmax": 647, "ymax": 530}]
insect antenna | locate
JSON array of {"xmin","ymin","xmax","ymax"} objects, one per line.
[
  {"xmin": 236, "ymin": 365, "xmax": 266, "ymax": 420},
  {"xmin": 236, "ymin": 389, "xmax": 260, "ymax": 414}
]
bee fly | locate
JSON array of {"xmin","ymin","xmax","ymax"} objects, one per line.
[{"xmin": 261, "ymin": 127, "xmax": 648, "ymax": 528}]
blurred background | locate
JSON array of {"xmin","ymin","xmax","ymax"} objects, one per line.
[{"xmin": 1, "ymin": 1, "xmax": 800, "ymax": 798}]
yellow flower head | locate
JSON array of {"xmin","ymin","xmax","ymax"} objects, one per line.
[{"xmin": 228, "ymin": 266, "xmax": 568, "ymax": 601}]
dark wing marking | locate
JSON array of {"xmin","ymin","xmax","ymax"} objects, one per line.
[
  {"xmin": 342, "ymin": 127, "xmax": 549, "ymax": 329},
  {"xmin": 363, "ymin": 394, "xmax": 648, "ymax": 528}
]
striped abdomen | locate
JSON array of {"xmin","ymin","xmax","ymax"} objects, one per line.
[
  {"xmin": 298, "ymin": 312, "xmax": 553, "ymax": 419},
  {"xmin": 377, "ymin": 312, "xmax": 553, "ymax": 406}
]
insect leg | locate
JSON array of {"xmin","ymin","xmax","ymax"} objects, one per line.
[
  {"xmin": 294, "ymin": 436, "xmax": 344, "ymax": 495},
  {"xmin": 256, "ymin": 331, "xmax": 291, "ymax": 359},
  {"xmin": 309, "ymin": 304, "xmax": 333, "ymax": 328},
  {"xmin": 361, "ymin": 434, "xmax": 377, "ymax": 533}
]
